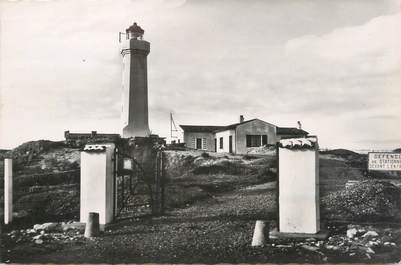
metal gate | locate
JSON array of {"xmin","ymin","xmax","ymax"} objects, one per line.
[
  {"xmin": 114, "ymin": 149, "xmax": 164, "ymax": 219},
  {"xmin": 114, "ymin": 152, "xmax": 153, "ymax": 219}
]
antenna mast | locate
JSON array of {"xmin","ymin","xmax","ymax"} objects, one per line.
[{"xmin": 170, "ymin": 112, "xmax": 180, "ymax": 143}]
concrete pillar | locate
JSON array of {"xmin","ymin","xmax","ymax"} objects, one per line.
[
  {"xmin": 4, "ymin": 158, "xmax": 13, "ymax": 224},
  {"xmin": 84, "ymin": 212, "xmax": 100, "ymax": 238},
  {"xmin": 80, "ymin": 144, "xmax": 115, "ymax": 226},
  {"xmin": 120, "ymin": 23, "xmax": 151, "ymax": 138},
  {"xmin": 278, "ymin": 137, "xmax": 320, "ymax": 234},
  {"xmin": 251, "ymin": 220, "xmax": 267, "ymax": 246}
]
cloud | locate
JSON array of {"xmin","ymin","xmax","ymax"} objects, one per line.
[
  {"xmin": 285, "ymin": 14, "xmax": 401, "ymax": 69},
  {"xmin": 0, "ymin": 0, "xmax": 400, "ymax": 149},
  {"xmin": 281, "ymin": 13, "xmax": 401, "ymax": 115}
]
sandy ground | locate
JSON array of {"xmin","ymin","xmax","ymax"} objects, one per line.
[{"xmin": 5, "ymin": 182, "xmax": 276, "ymax": 263}]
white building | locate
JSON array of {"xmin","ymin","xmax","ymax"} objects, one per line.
[{"xmin": 180, "ymin": 116, "xmax": 308, "ymax": 154}]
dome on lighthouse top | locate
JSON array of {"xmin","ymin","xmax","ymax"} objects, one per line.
[{"xmin": 126, "ymin": 22, "xmax": 145, "ymax": 40}]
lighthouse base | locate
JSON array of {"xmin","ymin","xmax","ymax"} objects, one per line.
[{"xmin": 122, "ymin": 125, "xmax": 150, "ymax": 138}]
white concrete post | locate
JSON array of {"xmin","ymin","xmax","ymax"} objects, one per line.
[
  {"xmin": 278, "ymin": 137, "xmax": 320, "ymax": 234},
  {"xmin": 4, "ymin": 158, "xmax": 13, "ymax": 224},
  {"xmin": 251, "ymin": 220, "xmax": 267, "ymax": 246},
  {"xmin": 80, "ymin": 144, "xmax": 115, "ymax": 227}
]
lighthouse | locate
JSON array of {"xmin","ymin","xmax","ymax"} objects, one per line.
[{"xmin": 120, "ymin": 22, "xmax": 151, "ymax": 138}]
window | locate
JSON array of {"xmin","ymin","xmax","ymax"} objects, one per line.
[
  {"xmin": 196, "ymin": 138, "xmax": 202, "ymax": 149},
  {"xmin": 262, "ymin": 135, "xmax": 268, "ymax": 145},
  {"xmin": 195, "ymin": 138, "xmax": 207, "ymax": 150},
  {"xmin": 219, "ymin": 137, "xmax": 223, "ymax": 149},
  {"xmin": 246, "ymin": 135, "xmax": 268, "ymax": 147}
]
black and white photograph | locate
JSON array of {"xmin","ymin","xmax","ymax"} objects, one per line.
[{"xmin": 0, "ymin": 0, "xmax": 401, "ymax": 263}]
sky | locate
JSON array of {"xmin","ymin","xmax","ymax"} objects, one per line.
[{"xmin": 0, "ymin": 0, "xmax": 400, "ymax": 150}]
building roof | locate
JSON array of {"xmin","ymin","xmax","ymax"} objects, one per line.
[
  {"xmin": 214, "ymin": 119, "xmax": 259, "ymax": 132},
  {"xmin": 180, "ymin": 120, "xmax": 309, "ymax": 135},
  {"xmin": 179, "ymin": 125, "xmax": 226, "ymax": 133},
  {"xmin": 276, "ymin": 127, "xmax": 308, "ymax": 135}
]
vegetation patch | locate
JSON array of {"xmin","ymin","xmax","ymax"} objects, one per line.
[
  {"xmin": 322, "ymin": 180, "xmax": 401, "ymax": 221},
  {"xmin": 192, "ymin": 160, "xmax": 245, "ymax": 175}
]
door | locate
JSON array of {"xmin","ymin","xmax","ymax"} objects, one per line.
[
  {"xmin": 229, "ymin": 135, "xmax": 233, "ymax": 153},
  {"xmin": 196, "ymin": 138, "xmax": 202, "ymax": 149},
  {"xmin": 214, "ymin": 139, "xmax": 217, "ymax": 152}
]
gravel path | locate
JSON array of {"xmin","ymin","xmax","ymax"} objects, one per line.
[{"xmin": 5, "ymin": 181, "xmax": 401, "ymax": 263}]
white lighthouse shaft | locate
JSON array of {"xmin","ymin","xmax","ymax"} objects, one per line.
[{"xmin": 121, "ymin": 23, "xmax": 151, "ymax": 138}]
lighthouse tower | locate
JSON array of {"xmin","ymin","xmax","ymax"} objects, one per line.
[{"xmin": 120, "ymin": 22, "xmax": 151, "ymax": 138}]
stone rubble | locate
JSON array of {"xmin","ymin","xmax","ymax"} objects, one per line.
[
  {"xmin": 4, "ymin": 221, "xmax": 401, "ymax": 263},
  {"xmin": 262, "ymin": 225, "xmax": 401, "ymax": 262},
  {"xmin": 5, "ymin": 221, "xmax": 86, "ymax": 245}
]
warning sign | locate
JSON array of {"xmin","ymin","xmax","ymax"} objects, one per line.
[{"xmin": 368, "ymin": 152, "xmax": 401, "ymax": 171}]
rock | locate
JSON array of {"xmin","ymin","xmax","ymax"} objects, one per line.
[
  {"xmin": 325, "ymin": 245, "xmax": 340, "ymax": 251},
  {"xmin": 26, "ymin": 229, "xmax": 36, "ymax": 234},
  {"xmin": 357, "ymin": 228, "xmax": 367, "ymax": 234},
  {"xmin": 347, "ymin": 228, "xmax": 358, "ymax": 238},
  {"xmin": 276, "ymin": 244, "xmax": 292, "ymax": 248},
  {"xmin": 61, "ymin": 222, "xmax": 85, "ymax": 232},
  {"xmin": 365, "ymin": 247, "xmax": 375, "ymax": 254},
  {"xmin": 32, "ymin": 235, "xmax": 42, "ymax": 240},
  {"xmin": 362, "ymin": 231, "xmax": 379, "ymax": 238},
  {"xmin": 33, "ymin": 222, "xmax": 61, "ymax": 232},
  {"xmin": 383, "ymin": 242, "xmax": 396, "ymax": 247},
  {"xmin": 306, "ymin": 238, "xmax": 317, "ymax": 242},
  {"xmin": 13, "ymin": 210, "xmax": 29, "ymax": 218},
  {"xmin": 367, "ymin": 241, "xmax": 379, "ymax": 247},
  {"xmin": 34, "ymin": 239, "xmax": 43, "ymax": 244},
  {"xmin": 302, "ymin": 245, "xmax": 319, "ymax": 251}
]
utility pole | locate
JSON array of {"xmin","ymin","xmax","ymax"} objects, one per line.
[
  {"xmin": 169, "ymin": 112, "xmax": 180, "ymax": 144},
  {"xmin": 170, "ymin": 112, "xmax": 173, "ymax": 143}
]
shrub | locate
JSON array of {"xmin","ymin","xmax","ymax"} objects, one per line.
[
  {"xmin": 243, "ymin": 154, "xmax": 257, "ymax": 160},
  {"xmin": 200, "ymin": 152, "xmax": 210, "ymax": 159},
  {"xmin": 192, "ymin": 161, "xmax": 245, "ymax": 175},
  {"xmin": 322, "ymin": 180, "xmax": 401, "ymax": 221}
]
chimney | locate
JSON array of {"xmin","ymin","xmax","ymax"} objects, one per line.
[
  {"xmin": 297, "ymin": 121, "xmax": 302, "ymax": 130},
  {"xmin": 240, "ymin": 115, "xmax": 245, "ymax": 123}
]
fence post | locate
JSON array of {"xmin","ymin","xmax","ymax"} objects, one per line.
[
  {"xmin": 4, "ymin": 158, "xmax": 13, "ymax": 224},
  {"xmin": 0, "ymin": 220, "xmax": 2, "ymax": 262},
  {"xmin": 152, "ymin": 150, "xmax": 164, "ymax": 215}
]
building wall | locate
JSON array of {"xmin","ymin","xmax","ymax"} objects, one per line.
[
  {"xmin": 215, "ymin": 130, "xmax": 236, "ymax": 153},
  {"xmin": 235, "ymin": 119, "xmax": 278, "ymax": 154},
  {"xmin": 278, "ymin": 148, "xmax": 320, "ymax": 233},
  {"xmin": 183, "ymin": 132, "xmax": 215, "ymax": 151}
]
